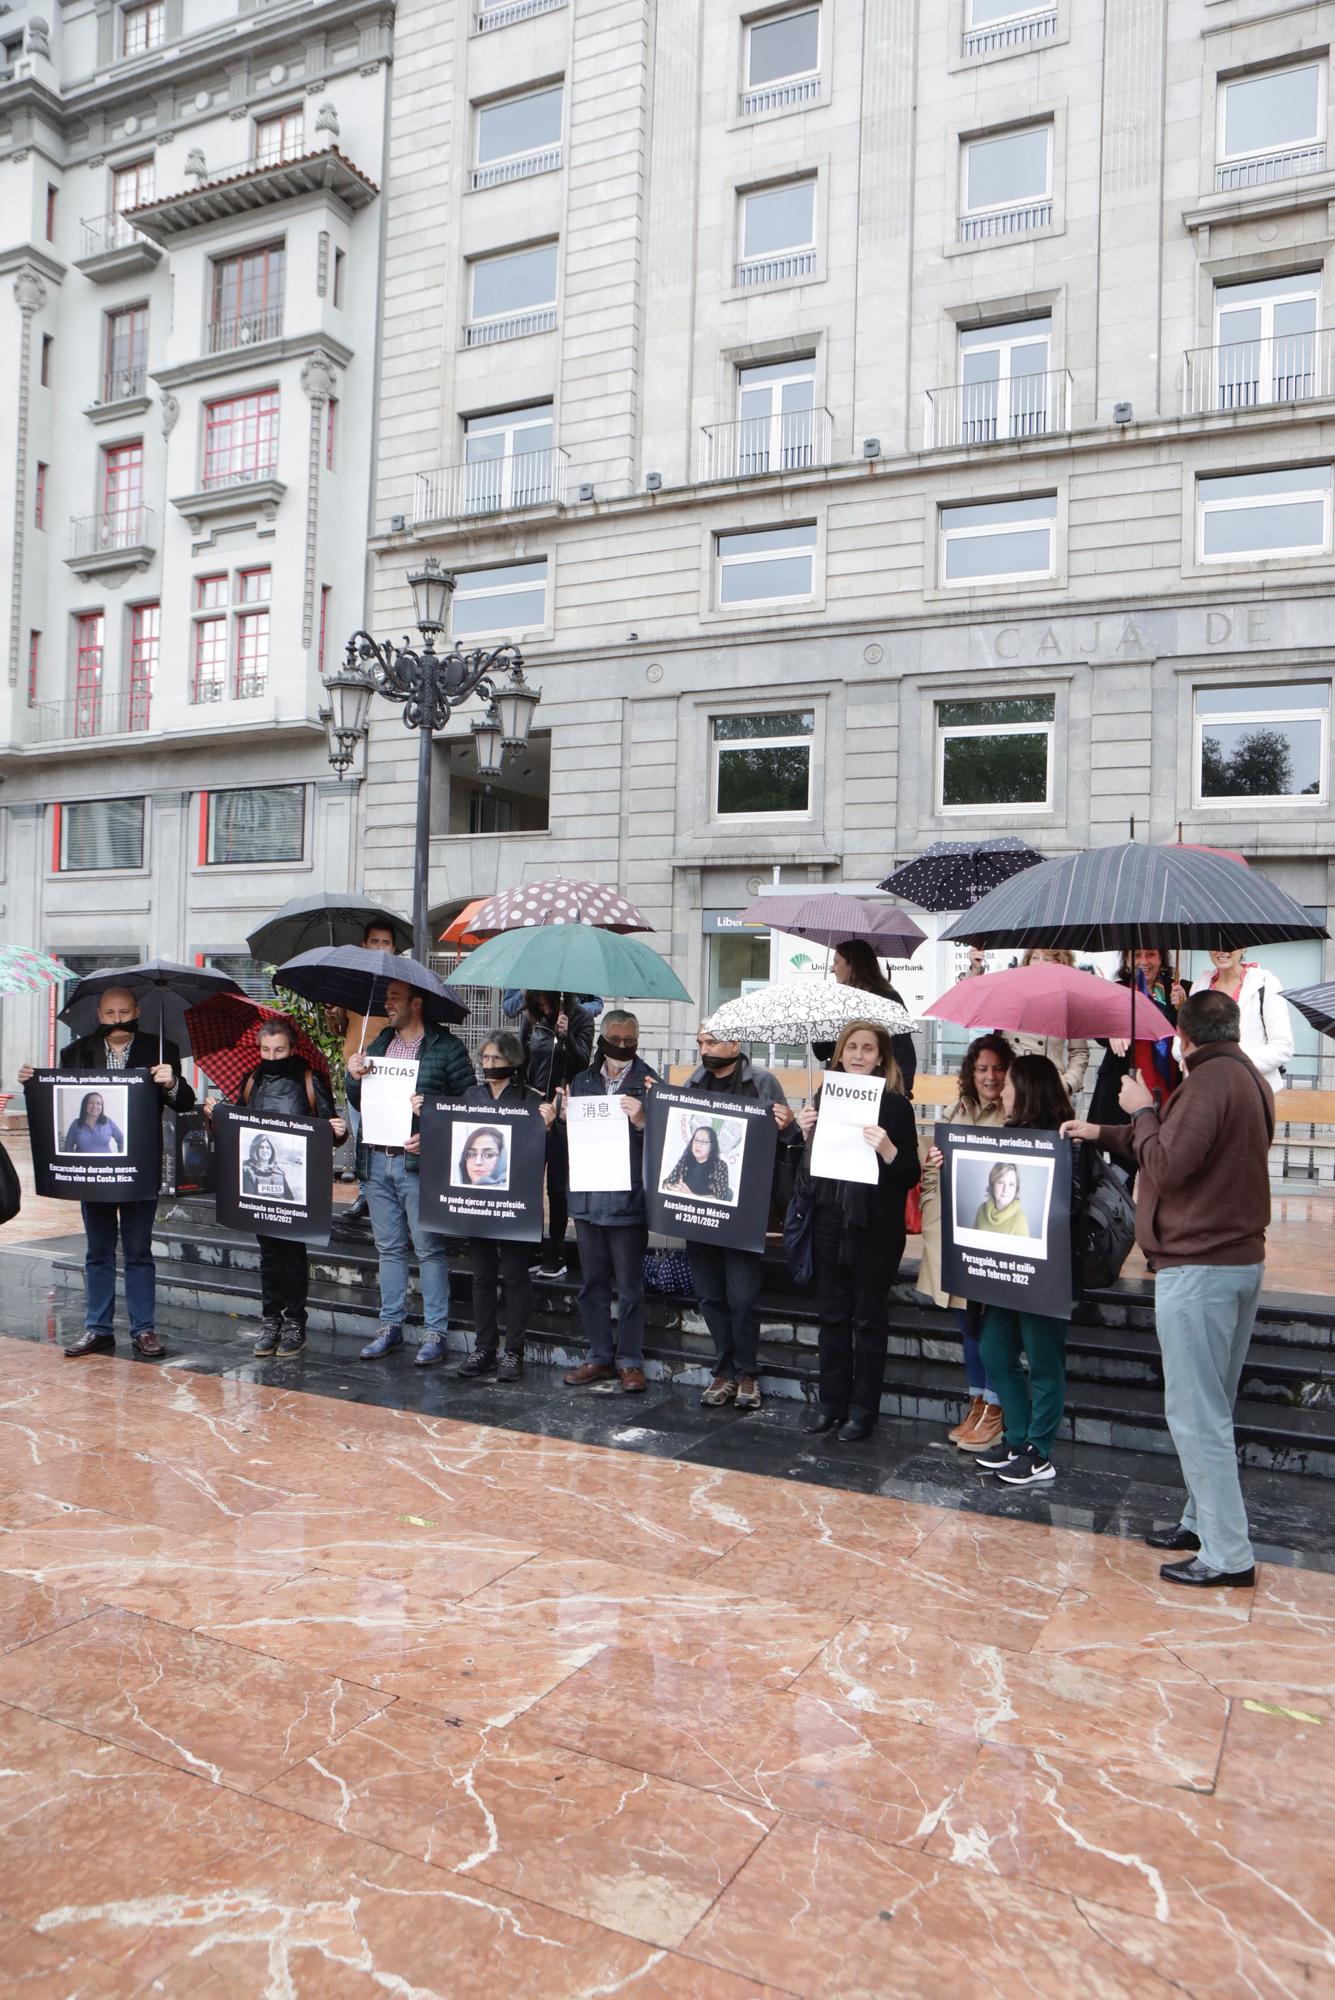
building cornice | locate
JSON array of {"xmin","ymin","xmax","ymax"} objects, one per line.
[{"xmin": 0, "ymin": 243, "xmax": 65, "ymax": 285}]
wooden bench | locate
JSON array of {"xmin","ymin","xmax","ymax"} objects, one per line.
[{"xmin": 1272, "ymin": 1088, "xmax": 1335, "ymax": 1181}]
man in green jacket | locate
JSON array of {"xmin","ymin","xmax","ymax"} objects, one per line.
[{"xmin": 345, "ymin": 979, "xmax": 474, "ymax": 1365}]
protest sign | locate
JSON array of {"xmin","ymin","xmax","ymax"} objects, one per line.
[
  {"xmin": 566, "ymin": 1091, "xmax": 632, "ymax": 1192},
  {"xmin": 213, "ymin": 1104, "xmax": 333, "ymax": 1244},
  {"xmin": 162, "ymin": 1107, "xmax": 214, "ymax": 1197},
  {"xmin": 359, "ymin": 1057, "xmax": 419, "ymax": 1147},
  {"xmin": 645, "ymin": 1087, "xmax": 778, "ymax": 1253},
  {"xmin": 418, "ymin": 1098, "xmax": 546, "ymax": 1241},
  {"xmin": 26, "ymin": 1069, "xmax": 161, "ymax": 1203},
  {"xmin": 809, "ymin": 1070, "xmax": 885, "ymax": 1186},
  {"xmin": 937, "ymin": 1122, "xmax": 1073, "ymax": 1319}
]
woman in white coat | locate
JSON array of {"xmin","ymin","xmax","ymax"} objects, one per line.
[{"xmin": 1173, "ymin": 947, "xmax": 1294, "ymax": 1092}]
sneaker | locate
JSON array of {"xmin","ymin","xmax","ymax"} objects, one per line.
[
  {"xmin": 415, "ymin": 1335, "xmax": 447, "ymax": 1367},
  {"xmin": 498, "ymin": 1351, "xmax": 523, "ymax": 1382},
  {"xmin": 976, "ymin": 1439, "xmax": 1025, "ymax": 1474},
  {"xmin": 276, "ymin": 1321, "xmax": 307, "ymax": 1357},
  {"xmin": 456, "ymin": 1349, "xmax": 497, "ymax": 1378},
  {"xmin": 734, "ymin": 1376, "xmax": 762, "ymax": 1410},
  {"xmin": 957, "ymin": 1403, "xmax": 1005, "ymax": 1454},
  {"xmin": 360, "ymin": 1325, "xmax": 404, "ymax": 1359},
  {"xmin": 530, "ymin": 1258, "xmax": 566, "ymax": 1280},
  {"xmin": 253, "ymin": 1318, "xmax": 283, "ymax": 1358},
  {"xmin": 700, "ymin": 1375, "xmax": 737, "ymax": 1408},
  {"xmin": 996, "ymin": 1444, "xmax": 1056, "ymax": 1487}
]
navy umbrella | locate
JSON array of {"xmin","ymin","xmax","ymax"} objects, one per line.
[
  {"xmin": 1281, "ymin": 984, "xmax": 1335, "ymax": 1037},
  {"xmin": 879, "ymin": 837, "xmax": 1043, "ymax": 913},
  {"xmin": 273, "ymin": 946, "xmax": 468, "ymax": 1028},
  {"xmin": 59, "ymin": 959, "xmax": 245, "ymax": 1056},
  {"xmin": 247, "ymin": 894, "xmax": 411, "ymax": 961}
]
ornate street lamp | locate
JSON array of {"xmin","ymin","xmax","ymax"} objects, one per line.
[{"xmin": 325, "ymin": 556, "xmax": 541, "ymax": 962}]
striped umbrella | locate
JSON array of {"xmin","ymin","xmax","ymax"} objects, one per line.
[
  {"xmin": 0, "ymin": 947, "xmax": 77, "ymax": 995},
  {"xmin": 1280, "ymin": 984, "xmax": 1335, "ymax": 1038},
  {"xmin": 879, "ymin": 837, "xmax": 1043, "ymax": 913}
]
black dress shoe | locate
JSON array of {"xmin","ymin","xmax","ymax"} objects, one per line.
[
  {"xmin": 131, "ymin": 1332, "xmax": 166, "ymax": 1359},
  {"xmin": 1160, "ymin": 1556, "xmax": 1255, "ymax": 1589},
  {"xmin": 802, "ymin": 1408, "xmax": 843, "ymax": 1436},
  {"xmin": 1144, "ymin": 1525, "xmax": 1201, "ymax": 1553},
  {"xmin": 65, "ymin": 1331, "xmax": 115, "ymax": 1358},
  {"xmin": 837, "ymin": 1417, "xmax": 875, "ymax": 1443}
]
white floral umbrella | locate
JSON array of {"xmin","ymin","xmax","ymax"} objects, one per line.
[{"xmin": 704, "ymin": 977, "xmax": 913, "ymax": 1044}]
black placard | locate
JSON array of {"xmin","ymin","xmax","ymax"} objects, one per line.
[
  {"xmin": 26, "ymin": 1069, "xmax": 162, "ymax": 1204},
  {"xmin": 213, "ymin": 1104, "xmax": 333, "ymax": 1243},
  {"xmin": 162, "ymin": 1107, "xmax": 215, "ymax": 1197},
  {"xmin": 937, "ymin": 1121, "xmax": 1074, "ymax": 1320},
  {"xmin": 417, "ymin": 1098, "xmax": 547, "ymax": 1241},
  {"xmin": 645, "ymin": 1086, "xmax": 779, "ymax": 1254}
]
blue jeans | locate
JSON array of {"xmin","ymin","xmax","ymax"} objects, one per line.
[
  {"xmin": 1155, "ymin": 1262, "xmax": 1262, "ymax": 1574},
  {"xmin": 958, "ymin": 1302, "xmax": 999, "ymax": 1406},
  {"xmin": 363, "ymin": 1153, "xmax": 451, "ymax": 1335},
  {"xmin": 82, "ymin": 1199, "xmax": 157, "ymax": 1337}
]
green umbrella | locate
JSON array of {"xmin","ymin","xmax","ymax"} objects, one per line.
[{"xmin": 458, "ymin": 925, "xmax": 691, "ymax": 1002}]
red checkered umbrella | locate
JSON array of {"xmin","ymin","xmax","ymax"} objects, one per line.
[{"xmin": 183, "ymin": 992, "xmax": 331, "ymax": 1101}]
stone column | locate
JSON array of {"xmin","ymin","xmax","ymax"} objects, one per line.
[
  {"xmin": 8, "ymin": 267, "xmax": 46, "ymax": 691},
  {"xmin": 299, "ymin": 352, "xmax": 340, "ymax": 648}
]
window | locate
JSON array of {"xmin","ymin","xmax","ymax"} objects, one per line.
[
  {"xmin": 735, "ymin": 358, "xmax": 819, "ymax": 473},
  {"xmin": 960, "ymin": 124, "xmax": 1053, "ymax": 238},
  {"xmin": 1195, "ymin": 684, "xmax": 1328, "ymax": 805},
  {"xmin": 957, "ymin": 317, "xmax": 1054, "ymax": 442},
  {"xmin": 716, "ymin": 522, "xmax": 817, "ymax": 604},
  {"xmin": 317, "ymin": 584, "xmax": 331, "ymax": 672},
  {"xmin": 737, "ymin": 179, "xmax": 816, "ymax": 283},
  {"xmin": 34, "ymin": 462, "xmax": 46, "ymax": 529},
  {"xmin": 204, "ymin": 785, "xmax": 305, "ymax": 865},
  {"xmin": 236, "ymin": 568, "xmax": 271, "ymax": 698},
  {"xmin": 27, "ymin": 631, "xmax": 40, "ymax": 707},
  {"xmin": 58, "ymin": 799, "xmax": 145, "ymax": 872},
  {"xmin": 40, "ymin": 335, "xmax": 51, "ymax": 386},
  {"xmin": 120, "ymin": 1, "xmax": 163, "ymax": 57},
  {"xmin": 463, "ymin": 403, "xmax": 556, "ymax": 510},
  {"xmin": 743, "ymin": 7, "xmax": 820, "ymax": 111},
  {"xmin": 1218, "ymin": 64, "xmax": 1324, "ymax": 188},
  {"xmin": 1211, "ymin": 272, "xmax": 1321, "ymax": 410},
  {"xmin": 128, "ymin": 603, "xmax": 157, "ymax": 730},
  {"xmin": 112, "ymin": 157, "xmax": 155, "ymax": 213},
  {"xmin": 196, "ymin": 573, "xmax": 227, "ymax": 610},
  {"xmin": 469, "ymin": 794, "xmax": 514, "ymax": 834},
  {"xmin": 937, "ymin": 694, "xmax": 1055, "ymax": 812},
  {"xmin": 210, "ymin": 244, "xmax": 285, "ymax": 348},
  {"xmin": 254, "ymin": 108, "xmax": 304, "ymax": 166},
  {"xmin": 474, "ymin": 84, "xmax": 563, "ymax": 185},
  {"xmin": 45, "ymin": 185, "xmax": 56, "ymax": 241},
  {"xmin": 964, "ymin": 0, "xmax": 1058, "ymax": 53},
  {"xmin": 1197, "ymin": 465, "xmax": 1331, "ymax": 561},
  {"xmin": 102, "ymin": 441, "xmax": 143, "ymax": 541},
  {"xmin": 192, "ymin": 573, "xmax": 228, "ymax": 701},
  {"xmin": 712, "ymin": 711, "xmax": 814, "ymax": 817},
  {"xmin": 325, "ymin": 396, "xmax": 337, "ymax": 470},
  {"xmin": 202, "ymin": 390, "xmax": 279, "ymax": 488},
  {"xmin": 940, "ymin": 494, "xmax": 1056, "ymax": 583},
  {"xmin": 467, "ymin": 243, "xmax": 558, "ymax": 340},
  {"xmin": 451, "ymin": 560, "xmax": 548, "ymax": 638},
  {"xmin": 73, "ymin": 613, "xmax": 104, "ymax": 737},
  {"xmin": 333, "ymin": 248, "xmax": 346, "ymax": 307},
  {"xmin": 104, "ymin": 304, "xmax": 148, "ymax": 400}
]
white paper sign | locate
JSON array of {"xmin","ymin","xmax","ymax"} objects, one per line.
[
  {"xmin": 810, "ymin": 1069, "xmax": 884, "ymax": 1186},
  {"xmin": 360, "ymin": 1058, "xmax": 419, "ymax": 1147},
  {"xmin": 566, "ymin": 1093, "xmax": 632, "ymax": 1192}
]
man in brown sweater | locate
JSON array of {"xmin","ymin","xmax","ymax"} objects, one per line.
[{"xmin": 1065, "ymin": 988, "xmax": 1274, "ymax": 1589}]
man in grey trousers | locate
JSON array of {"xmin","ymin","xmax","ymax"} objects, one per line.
[{"xmin": 1065, "ymin": 986, "xmax": 1274, "ymax": 1588}]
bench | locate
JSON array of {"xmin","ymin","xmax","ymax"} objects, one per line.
[{"xmin": 1272, "ymin": 1089, "xmax": 1335, "ymax": 1182}]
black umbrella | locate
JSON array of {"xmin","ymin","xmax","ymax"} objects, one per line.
[
  {"xmin": 247, "ymin": 894, "xmax": 411, "ymax": 961},
  {"xmin": 1280, "ymin": 984, "xmax": 1335, "ymax": 1037},
  {"xmin": 59, "ymin": 960, "xmax": 246, "ymax": 1058},
  {"xmin": 879, "ymin": 837, "xmax": 1043, "ymax": 913},
  {"xmin": 273, "ymin": 946, "xmax": 468, "ymax": 1031}
]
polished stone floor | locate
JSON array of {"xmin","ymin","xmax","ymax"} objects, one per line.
[{"xmin": 2, "ymin": 1262, "xmax": 1334, "ymax": 1995}]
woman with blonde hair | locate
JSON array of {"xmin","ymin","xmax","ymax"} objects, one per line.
[{"xmin": 1006, "ymin": 947, "xmax": 1090, "ymax": 1098}]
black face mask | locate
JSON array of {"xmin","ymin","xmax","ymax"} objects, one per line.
[
  {"xmin": 96, "ymin": 1019, "xmax": 135, "ymax": 1038},
  {"xmin": 258, "ymin": 1053, "xmax": 295, "ymax": 1069},
  {"xmin": 699, "ymin": 1051, "xmax": 737, "ymax": 1072},
  {"xmin": 597, "ymin": 1038, "xmax": 637, "ymax": 1063},
  {"xmin": 482, "ymin": 1064, "xmax": 517, "ymax": 1080}
]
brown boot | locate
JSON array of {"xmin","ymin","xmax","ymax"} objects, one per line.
[
  {"xmin": 949, "ymin": 1395, "xmax": 986, "ymax": 1445},
  {"xmin": 958, "ymin": 1402, "xmax": 1005, "ymax": 1453},
  {"xmin": 564, "ymin": 1360, "xmax": 618, "ymax": 1386}
]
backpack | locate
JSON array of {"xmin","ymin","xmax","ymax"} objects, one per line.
[
  {"xmin": 0, "ymin": 1137, "xmax": 20, "ymax": 1225},
  {"xmin": 1072, "ymin": 1146, "xmax": 1136, "ymax": 1293}
]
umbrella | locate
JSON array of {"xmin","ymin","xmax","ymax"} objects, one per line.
[
  {"xmin": 736, "ymin": 893, "xmax": 926, "ymax": 959},
  {"xmin": 247, "ymin": 894, "xmax": 411, "ymax": 961},
  {"xmin": 470, "ymin": 879, "xmax": 652, "ymax": 935},
  {"xmin": 1171, "ymin": 842, "xmax": 1249, "ymax": 868},
  {"xmin": 184, "ymin": 993, "xmax": 331, "ymax": 1101},
  {"xmin": 924, "ymin": 963, "xmax": 1176, "ymax": 1042},
  {"xmin": 0, "ymin": 947, "xmax": 77, "ymax": 996},
  {"xmin": 59, "ymin": 960, "xmax": 246, "ymax": 1056},
  {"xmin": 705, "ymin": 978, "xmax": 913, "ymax": 1044},
  {"xmin": 879, "ymin": 837, "xmax": 1043, "ymax": 913},
  {"xmin": 272, "ymin": 947, "xmax": 468, "ymax": 1028},
  {"xmin": 1280, "ymin": 984, "xmax": 1335, "ymax": 1038},
  {"xmin": 439, "ymin": 898, "xmax": 489, "ymax": 948},
  {"xmin": 456, "ymin": 925, "xmax": 690, "ymax": 1002}
]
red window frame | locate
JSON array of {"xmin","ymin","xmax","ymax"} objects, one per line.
[
  {"xmin": 317, "ymin": 584, "xmax": 331, "ymax": 671},
  {"xmin": 102, "ymin": 440, "xmax": 144, "ymax": 528},
  {"xmin": 105, "ymin": 305, "xmax": 148, "ymax": 396},
  {"xmin": 210, "ymin": 244, "xmax": 285, "ymax": 335},
  {"xmin": 192, "ymin": 616, "xmax": 227, "ymax": 704},
  {"xmin": 34, "ymin": 462, "xmax": 46, "ymax": 530},
  {"xmin": 27, "ymin": 631, "xmax": 40, "ymax": 707},
  {"xmin": 40, "ymin": 336, "xmax": 51, "ymax": 387},
  {"xmin": 237, "ymin": 567, "xmax": 272, "ymax": 604},
  {"xmin": 235, "ymin": 605, "xmax": 270, "ymax": 699},
  {"xmin": 128, "ymin": 603, "xmax": 158, "ymax": 730},
  {"xmin": 121, "ymin": 1, "xmax": 164, "ymax": 57},
  {"xmin": 45, "ymin": 184, "xmax": 57, "ymax": 242},
  {"xmin": 202, "ymin": 389, "xmax": 279, "ymax": 489},
  {"xmin": 74, "ymin": 612, "xmax": 104, "ymax": 738},
  {"xmin": 195, "ymin": 573, "xmax": 227, "ymax": 610},
  {"xmin": 111, "ymin": 157, "xmax": 155, "ymax": 213},
  {"xmin": 325, "ymin": 396, "xmax": 337, "ymax": 470},
  {"xmin": 254, "ymin": 107, "xmax": 303, "ymax": 165}
]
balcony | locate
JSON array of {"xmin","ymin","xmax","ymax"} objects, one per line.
[
  {"xmin": 698, "ymin": 409, "xmax": 834, "ymax": 483},
  {"xmin": 463, "ymin": 305, "xmax": 557, "ymax": 347},
  {"xmin": 85, "ymin": 364, "xmax": 151, "ymax": 426},
  {"xmin": 475, "ymin": 0, "xmax": 566, "ymax": 30},
  {"xmin": 127, "ymin": 148, "xmax": 378, "ymax": 245},
  {"xmin": 206, "ymin": 307, "xmax": 284, "ymax": 355},
  {"xmin": 739, "ymin": 74, "xmax": 822, "ymax": 117},
  {"xmin": 1183, "ymin": 330, "xmax": 1335, "ymax": 416},
  {"xmin": 65, "ymin": 508, "xmax": 155, "ymax": 582},
  {"xmin": 172, "ymin": 464, "xmax": 285, "ymax": 532},
  {"xmin": 469, "ymin": 146, "xmax": 562, "ymax": 191},
  {"xmin": 1216, "ymin": 144, "xmax": 1325, "ymax": 192},
  {"xmin": 962, "ymin": 7, "xmax": 1058, "ymax": 56},
  {"xmin": 733, "ymin": 248, "xmax": 817, "ymax": 289},
  {"xmin": 74, "ymin": 212, "xmax": 163, "ymax": 283},
  {"xmin": 413, "ymin": 448, "xmax": 569, "ymax": 525},
  {"xmin": 959, "ymin": 200, "xmax": 1053, "ymax": 241},
  {"xmin": 28, "ymin": 691, "xmax": 151, "ymax": 745},
  {"xmin": 923, "ymin": 369, "xmax": 1072, "ymax": 448}
]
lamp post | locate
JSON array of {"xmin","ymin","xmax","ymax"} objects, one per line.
[{"xmin": 322, "ymin": 556, "xmax": 541, "ymax": 964}]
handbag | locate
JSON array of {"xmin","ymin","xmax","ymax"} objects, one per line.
[
  {"xmin": 904, "ymin": 1185, "xmax": 923, "ymax": 1235},
  {"xmin": 642, "ymin": 1247, "xmax": 694, "ymax": 1296},
  {"xmin": 783, "ymin": 1175, "xmax": 815, "ymax": 1288},
  {"xmin": 1072, "ymin": 1146, "xmax": 1136, "ymax": 1292}
]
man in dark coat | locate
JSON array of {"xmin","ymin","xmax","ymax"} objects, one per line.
[
  {"xmin": 522, "ymin": 991, "xmax": 595, "ymax": 1277},
  {"xmin": 20, "ymin": 984, "xmax": 194, "ymax": 1358}
]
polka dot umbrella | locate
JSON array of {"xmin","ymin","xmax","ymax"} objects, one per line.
[{"xmin": 469, "ymin": 880, "xmax": 653, "ymax": 936}]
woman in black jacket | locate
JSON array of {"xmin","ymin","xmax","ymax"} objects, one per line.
[
  {"xmin": 1087, "ymin": 947, "xmax": 1179, "ymax": 1187},
  {"xmin": 457, "ymin": 1030, "xmax": 555, "ymax": 1381},
  {"xmin": 796, "ymin": 1018, "xmax": 921, "ymax": 1442},
  {"xmin": 522, "ymin": 992, "xmax": 595, "ymax": 1277}
]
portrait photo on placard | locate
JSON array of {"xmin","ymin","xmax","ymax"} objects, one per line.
[
  {"xmin": 239, "ymin": 1126, "xmax": 307, "ymax": 1207},
  {"xmin": 657, "ymin": 1111, "xmax": 747, "ymax": 1210},
  {"xmin": 451, "ymin": 1122, "xmax": 511, "ymax": 1192},
  {"xmin": 55, "ymin": 1084, "xmax": 129, "ymax": 1158},
  {"xmin": 952, "ymin": 1150, "xmax": 1053, "ymax": 1261}
]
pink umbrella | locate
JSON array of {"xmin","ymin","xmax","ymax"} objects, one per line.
[{"xmin": 925, "ymin": 963, "xmax": 1176, "ymax": 1042}]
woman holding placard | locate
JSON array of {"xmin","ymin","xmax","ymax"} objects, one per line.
[
  {"xmin": 796, "ymin": 1019, "xmax": 920, "ymax": 1442},
  {"xmin": 456, "ymin": 1031, "xmax": 555, "ymax": 1382}
]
